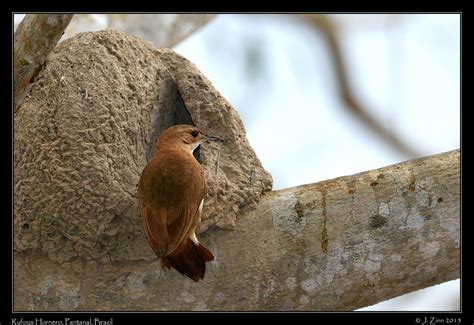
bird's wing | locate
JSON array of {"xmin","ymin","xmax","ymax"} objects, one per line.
[
  {"xmin": 140, "ymin": 204, "xmax": 169, "ymax": 257},
  {"xmin": 166, "ymin": 174, "xmax": 207, "ymax": 255},
  {"xmin": 139, "ymin": 157, "xmax": 206, "ymax": 257}
]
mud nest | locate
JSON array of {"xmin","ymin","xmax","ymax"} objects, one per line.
[{"xmin": 14, "ymin": 30, "xmax": 272, "ymax": 263}]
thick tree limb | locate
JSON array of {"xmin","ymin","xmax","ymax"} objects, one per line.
[
  {"xmin": 303, "ymin": 14, "xmax": 422, "ymax": 159},
  {"xmin": 14, "ymin": 14, "xmax": 73, "ymax": 113},
  {"xmin": 14, "ymin": 149, "xmax": 459, "ymax": 311}
]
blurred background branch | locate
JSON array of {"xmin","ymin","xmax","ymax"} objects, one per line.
[
  {"xmin": 107, "ymin": 14, "xmax": 215, "ymax": 48},
  {"xmin": 303, "ymin": 14, "xmax": 422, "ymax": 159}
]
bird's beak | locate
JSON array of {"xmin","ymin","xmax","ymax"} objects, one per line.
[{"xmin": 205, "ymin": 134, "xmax": 226, "ymax": 143}]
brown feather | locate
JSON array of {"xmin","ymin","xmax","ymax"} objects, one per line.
[
  {"xmin": 139, "ymin": 151, "xmax": 205, "ymax": 256},
  {"xmin": 138, "ymin": 125, "xmax": 216, "ymax": 281},
  {"xmin": 140, "ymin": 205, "xmax": 168, "ymax": 256},
  {"xmin": 161, "ymin": 238, "xmax": 214, "ymax": 282}
]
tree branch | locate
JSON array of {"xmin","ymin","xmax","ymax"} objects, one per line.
[
  {"xmin": 14, "ymin": 14, "xmax": 73, "ymax": 113},
  {"xmin": 107, "ymin": 14, "xmax": 215, "ymax": 48},
  {"xmin": 303, "ymin": 14, "xmax": 422, "ymax": 159},
  {"xmin": 14, "ymin": 149, "xmax": 459, "ymax": 311}
]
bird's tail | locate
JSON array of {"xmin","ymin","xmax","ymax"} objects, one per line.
[{"xmin": 160, "ymin": 238, "xmax": 214, "ymax": 282}]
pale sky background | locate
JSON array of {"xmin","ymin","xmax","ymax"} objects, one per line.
[{"xmin": 14, "ymin": 13, "xmax": 461, "ymax": 311}]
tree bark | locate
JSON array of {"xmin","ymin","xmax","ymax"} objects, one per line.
[
  {"xmin": 14, "ymin": 14, "xmax": 73, "ymax": 113},
  {"xmin": 14, "ymin": 149, "xmax": 459, "ymax": 311}
]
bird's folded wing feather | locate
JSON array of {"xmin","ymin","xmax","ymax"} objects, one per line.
[
  {"xmin": 141, "ymin": 205, "xmax": 169, "ymax": 257},
  {"xmin": 140, "ymin": 160, "xmax": 207, "ymax": 257},
  {"xmin": 167, "ymin": 177, "xmax": 207, "ymax": 255}
]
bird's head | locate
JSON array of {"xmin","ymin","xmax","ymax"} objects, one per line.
[{"xmin": 156, "ymin": 124, "xmax": 225, "ymax": 153}]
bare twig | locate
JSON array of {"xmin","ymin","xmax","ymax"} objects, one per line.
[
  {"xmin": 14, "ymin": 14, "xmax": 73, "ymax": 113},
  {"xmin": 303, "ymin": 14, "xmax": 422, "ymax": 159}
]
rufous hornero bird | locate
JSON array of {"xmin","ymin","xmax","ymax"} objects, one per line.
[{"xmin": 138, "ymin": 124, "xmax": 225, "ymax": 282}]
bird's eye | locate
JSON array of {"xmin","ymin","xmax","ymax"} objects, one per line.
[{"xmin": 191, "ymin": 130, "xmax": 199, "ymax": 138}]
